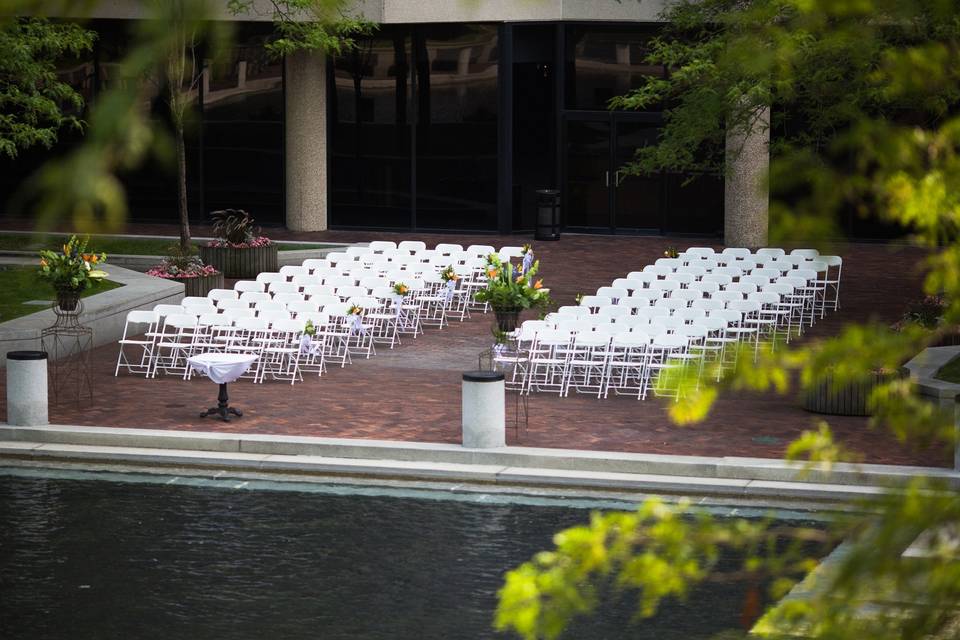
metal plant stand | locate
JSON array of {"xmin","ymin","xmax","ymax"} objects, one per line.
[
  {"xmin": 478, "ymin": 338, "xmax": 529, "ymax": 439},
  {"xmin": 41, "ymin": 300, "xmax": 93, "ymax": 405}
]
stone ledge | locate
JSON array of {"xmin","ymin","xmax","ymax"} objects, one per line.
[
  {"xmin": 0, "ymin": 263, "xmax": 183, "ymax": 364},
  {"xmin": 0, "ymin": 439, "xmax": 915, "ymax": 502},
  {"xmin": 903, "ymin": 346, "xmax": 960, "ymax": 400},
  {"xmin": 2, "ymin": 424, "xmax": 956, "ymax": 490}
]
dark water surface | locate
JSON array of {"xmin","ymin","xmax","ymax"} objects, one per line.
[{"xmin": 0, "ymin": 470, "xmax": 799, "ymax": 639}]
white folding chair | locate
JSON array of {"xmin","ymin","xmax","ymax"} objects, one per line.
[
  {"xmin": 150, "ymin": 314, "xmax": 198, "ymax": 378},
  {"xmin": 256, "ymin": 318, "xmax": 304, "ymax": 385},
  {"xmin": 208, "ymin": 289, "xmax": 239, "ymax": 303},
  {"xmin": 604, "ymin": 331, "xmax": 651, "ymax": 399},
  {"xmin": 398, "ymin": 240, "xmax": 426, "ymax": 253},
  {"xmin": 233, "ymin": 280, "xmax": 264, "ymax": 293},
  {"xmin": 114, "ymin": 310, "xmax": 160, "ymax": 377}
]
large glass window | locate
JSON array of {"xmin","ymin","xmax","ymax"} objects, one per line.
[
  {"xmin": 330, "ymin": 28, "xmax": 412, "ymax": 228},
  {"xmin": 330, "ymin": 24, "xmax": 498, "ymax": 231},
  {"xmin": 566, "ymin": 25, "xmax": 665, "ymax": 112},
  {"xmin": 202, "ymin": 24, "xmax": 284, "ymax": 223},
  {"xmin": 415, "ymin": 24, "xmax": 498, "ymax": 230}
]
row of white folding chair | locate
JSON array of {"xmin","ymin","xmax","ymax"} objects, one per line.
[
  {"xmin": 644, "ymin": 259, "xmax": 805, "ymax": 279},
  {"xmin": 519, "ymin": 324, "xmax": 705, "ymax": 399},
  {"xmin": 676, "ymin": 252, "xmax": 841, "ymax": 310},
  {"xmin": 681, "ymin": 247, "xmax": 820, "ymax": 260},
  {"xmin": 363, "ymin": 241, "xmax": 499, "ymax": 256},
  {"xmin": 603, "ymin": 269, "xmax": 820, "ymax": 307}
]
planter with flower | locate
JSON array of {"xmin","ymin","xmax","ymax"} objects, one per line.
[
  {"xmin": 146, "ymin": 244, "xmax": 224, "ymax": 298},
  {"xmin": 802, "ymin": 298, "xmax": 937, "ymax": 416},
  {"xmin": 199, "ymin": 209, "xmax": 278, "ymax": 278},
  {"xmin": 474, "ymin": 253, "xmax": 551, "ymax": 333},
  {"xmin": 38, "ymin": 235, "xmax": 109, "ymax": 312}
]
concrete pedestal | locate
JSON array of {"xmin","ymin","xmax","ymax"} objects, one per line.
[
  {"xmin": 462, "ymin": 371, "xmax": 505, "ymax": 448},
  {"xmin": 6, "ymin": 351, "xmax": 48, "ymax": 426},
  {"xmin": 724, "ymin": 106, "xmax": 770, "ymax": 249}
]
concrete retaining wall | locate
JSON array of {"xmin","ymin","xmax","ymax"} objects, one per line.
[
  {"xmin": 0, "ymin": 263, "xmax": 183, "ymax": 366},
  {"xmin": 903, "ymin": 346, "xmax": 960, "ymax": 470}
]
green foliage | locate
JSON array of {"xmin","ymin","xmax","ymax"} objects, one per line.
[
  {"xmin": 496, "ymin": 498, "xmax": 826, "ymax": 640},
  {"xmin": 0, "ymin": 18, "xmax": 95, "ymax": 159},
  {"xmin": 227, "ymin": 0, "xmax": 376, "ymax": 57},
  {"xmin": 11, "ymin": 2, "xmax": 221, "ymax": 234},
  {"xmin": 499, "ymin": 2, "xmax": 960, "ymax": 638}
]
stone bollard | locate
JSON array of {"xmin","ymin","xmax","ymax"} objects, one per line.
[
  {"xmin": 461, "ymin": 371, "xmax": 505, "ymax": 448},
  {"xmin": 6, "ymin": 351, "xmax": 48, "ymax": 426}
]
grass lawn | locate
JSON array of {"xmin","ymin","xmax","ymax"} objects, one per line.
[
  {"xmin": 935, "ymin": 356, "xmax": 960, "ymax": 384},
  {"xmin": 0, "ymin": 266, "xmax": 123, "ymax": 322},
  {"xmin": 0, "ymin": 233, "xmax": 334, "ymax": 255}
]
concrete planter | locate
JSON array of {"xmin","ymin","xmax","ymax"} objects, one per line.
[
  {"xmin": 801, "ymin": 371, "xmax": 898, "ymax": 417},
  {"xmin": 176, "ymin": 272, "xmax": 224, "ymax": 298},
  {"xmin": 199, "ymin": 244, "xmax": 278, "ymax": 278}
]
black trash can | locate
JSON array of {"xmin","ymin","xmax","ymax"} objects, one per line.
[{"xmin": 535, "ymin": 189, "xmax": 561, "ymax": 241}]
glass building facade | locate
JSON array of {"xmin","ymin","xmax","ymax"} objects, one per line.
[
  {"xmin": 3, "ymin": 18, "xmax": 894, "ymax": 238},
  {"xmin": 328, "ymin": 22, "xmax": 724, "ymax": 235},
  {"xmin": 329, "ymin": 24, "xmax": 499, "ymax": 231}
]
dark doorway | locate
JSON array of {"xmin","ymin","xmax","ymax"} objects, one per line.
[{"xmin": 564, "ymin": 114, "xmax": 664, "ymax": 232}]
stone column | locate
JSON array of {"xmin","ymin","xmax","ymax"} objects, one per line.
[
  {"xmin": 724, "ymin": 106, "xmax": 770, "ymax": 249},
  {"xmin": 284, "ymin": 50, "xmax": 327, "ymax": 232}
]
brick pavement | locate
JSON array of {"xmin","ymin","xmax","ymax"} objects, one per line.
[{"xmin": 0, "ymin": 225, "xmax": 950, "ymax": 467}]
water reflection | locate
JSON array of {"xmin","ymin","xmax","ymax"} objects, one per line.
[{"xmin": 0, "ymin": 474, "xmax": 779, "ymax": 640}]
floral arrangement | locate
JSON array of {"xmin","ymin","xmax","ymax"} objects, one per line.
[
  {"xmin": 147, "ymin": 244, "xmax": 219, "ymax": 279},
  {"xmin": 474, "ymin": 253, "xmax": 551, "ymax": 311},
  {"xmin": 663, "ymin": 246, "xmax": 680, "ymax": 258},
  {"xmin": 207, "ymin": 209, "xmax": 272, "ymax": 248},
  {"xmin": 347, "ymin": 303, "xmax": 363, "ymax": 315},
  {"xmin": 440, "ymin": 265, "xmax": 459, "ymax": 283},
  {"xmin": 38, "ymin": 235, "xmax": 108, "ymax": 293},
  {"xmin": 393, "ymin": 282, "xmax": 410, "ymax": 296},
  {"xmin": 891, "ymin": 294, "xmax": 946, "ymax": 331},
  {"xmin": 303, "ymin": 319, "xmax": 317, "ymax": 336}
]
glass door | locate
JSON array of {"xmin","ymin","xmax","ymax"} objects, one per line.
[
  {"xmin": 565, "ymin": 119, "xmax": 612, "ymax": 229},
  {"xmin": 565, "ymin": 116, "xmax": 664, "ymax": 232}
]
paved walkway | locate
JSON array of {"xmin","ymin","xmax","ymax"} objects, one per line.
[{"xmin": 0, "ymin": 226, "xmax": 949, "ymax": 467}]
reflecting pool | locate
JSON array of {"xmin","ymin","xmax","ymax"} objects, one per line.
[{"xmin": 0, "ymin": 469, "xmax": 817, "ymax": 639}]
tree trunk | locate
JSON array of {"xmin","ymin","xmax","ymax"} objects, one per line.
[{"xmin": 175, "ymin": 122, "xmax": 191, "ymax": 253}]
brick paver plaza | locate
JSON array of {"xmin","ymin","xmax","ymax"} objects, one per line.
[{"xmin": 0, "ymin": 226, "xmax": 950, "ymax": 468}]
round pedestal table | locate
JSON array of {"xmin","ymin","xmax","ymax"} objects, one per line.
[{"xmin": 187, "ymin": 353, "xmax": 258, "ymax": 422}]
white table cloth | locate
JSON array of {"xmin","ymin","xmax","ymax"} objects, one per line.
[{"xmin": 188, "ymin": 353, "xmax": 258, "ymax": 384}]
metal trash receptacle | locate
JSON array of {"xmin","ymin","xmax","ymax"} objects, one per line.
[{"xmin": 535, "ymin": 189, "xmax": 561, "ymax": 241}]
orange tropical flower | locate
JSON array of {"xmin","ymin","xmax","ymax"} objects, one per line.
[
  {"xmin": 488, "ymin": 269, "xmax": 499, "ymax": 279},
  {"xmin": 533, "ymin": 279, "xmax": 543, "ymax": 289},
  {"xmin": 40, "ymin": 258, "xmax": 47, "ymax": 267}
]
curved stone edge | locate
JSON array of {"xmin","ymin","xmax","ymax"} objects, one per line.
[{"xmin": 0, "ymin": 262, "xmax": 183, "ymax": 366}]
